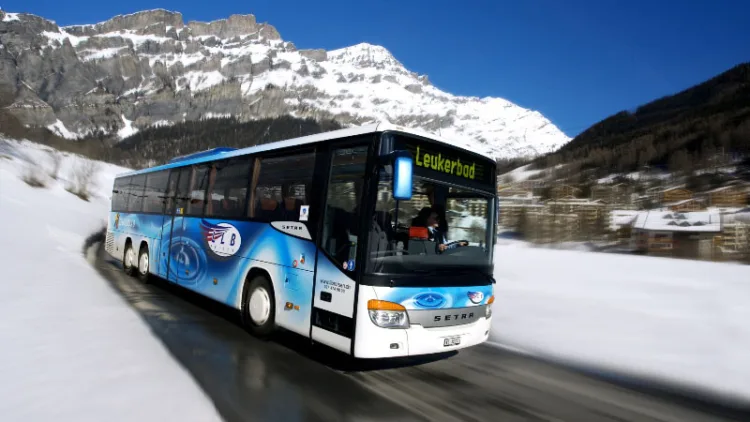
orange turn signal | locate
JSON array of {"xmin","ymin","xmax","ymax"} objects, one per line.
[
  {"xmin": 367, "ymin": 299, "xmax": 406, "ymax": 311},
  {"xmin": 487, "ymin": 295, "xmax": 495, "ymax": 305}
]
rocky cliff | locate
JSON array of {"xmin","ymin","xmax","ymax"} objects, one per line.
[{"xmin": 0, "ymin": 9, "xmax": 571, "ymax": 158}]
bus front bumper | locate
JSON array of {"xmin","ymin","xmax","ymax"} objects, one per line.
[{"xmin": 353, "ymin": 314, "xmax": 492, "ymax": 359}]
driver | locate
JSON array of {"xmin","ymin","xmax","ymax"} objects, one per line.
[{"xmin": 424, "ymin": 208, "xmax": 468, "ymax": 253}]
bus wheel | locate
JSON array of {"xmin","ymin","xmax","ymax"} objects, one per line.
[
  {"xmin": 243, "ymin": 275, "xmax": 276, "ymax": 337},
  {"xmin": 123, "ymin": 243, "xmax": 136, "ymax": 277},
  {"xmin": 137, "ymin": 245, "xmax": 151, "ymax": 284}
]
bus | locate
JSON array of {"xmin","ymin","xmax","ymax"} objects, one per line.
[{"xmin": 104, "ymin": 123, "xmax": 498, "ymax": 358}]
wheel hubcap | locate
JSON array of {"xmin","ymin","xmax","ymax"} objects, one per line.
[
  {"xmin": 248, "ymin": 287, "xmax": 271, "ymax": 325},
  {"xmin": 139, "ymin": 252, "xmax": 149, "ymax": 274},
  {"xmin": 125, "ymin": 248, "xmax": 134, "ymax": 268}
]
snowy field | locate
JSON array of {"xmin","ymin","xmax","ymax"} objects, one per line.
[
  {"xmin": 489, "ymin": 238, "xmax": 750, "ymax": 405},
  {"xmin": 0, "ymin": 139, "xmax": 221, "ymax": 421}
]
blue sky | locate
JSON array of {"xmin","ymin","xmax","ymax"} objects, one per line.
[{"xmin": 3, "ymin": 0, "xmax": 748, "ymax": 137}]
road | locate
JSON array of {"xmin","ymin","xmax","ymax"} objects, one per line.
[{"xmin": 87, "ymin": 239, "xmax": 747, "ymax": 422}]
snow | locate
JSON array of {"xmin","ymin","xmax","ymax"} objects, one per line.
[
  {"xmin": 490, "ymin": 239, "xmax": 750, "ymax": 404},
  {"xmin": 41, "ymin": 30, "xmax": 89, "ymax": 47},
  {"xmin": 47, "ymin": 119, "xmax": 82, "ymax": 140},
  {"xmin": 2, "ymin": 12, "xmax": 20, "ymax": 22},
  {"xmin": 610, "ymin": 210, "xmax": 639, "ymax": 230},
  {"xmin": 79, "ymin": 47, "xmax": 127, "ymax": 61},
  {"xmin": 178, "ymin": 71, "xmax": 226, "ymax": 92},
  {"xmin": 0, "ymin": 139, "xmax": 221, "ymax": 421},
  {"xmin": 500, "ymin": 164, "xmax": 544, "ymax": 182},
  {"xmin": 117, "ymin": 115, "xmax": 138, "ymax": 139},
  {"xmin": 27, "ymin": 10, "xmax": 571, "ymax": 159}
]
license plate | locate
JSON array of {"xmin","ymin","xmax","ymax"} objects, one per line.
[{"xmin": 443, "ymin": 336, "xmax": 461, "ymax": 347}]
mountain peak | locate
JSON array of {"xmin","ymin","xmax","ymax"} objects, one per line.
[
  {"xmin": 0, "ymin": 9, "xmax": 571, "ymax": 159},
  {"xmin": 328, "ymin": 43, "xmax": 402, "ymax": 68}
]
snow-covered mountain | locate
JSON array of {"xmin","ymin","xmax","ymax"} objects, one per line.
[{"xmin": 0, "ymin": 9, "xmax": 571, "ymax": 158}]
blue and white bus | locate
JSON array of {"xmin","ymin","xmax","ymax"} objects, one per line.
[{"xmin": 105, "ymin": 123, "xmax": 498, "ymax": 358}]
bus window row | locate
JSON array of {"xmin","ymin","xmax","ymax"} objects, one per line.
[{"xmin": 111, "ymin": 152, "xmax": 315, "ymax": 224}]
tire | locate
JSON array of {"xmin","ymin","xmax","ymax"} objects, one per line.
[
  {"xmin": 136, "ymin": 245, "xmax": 151, "ymax": 283},
  {"xmin": 243, "ymin": 275, "xmax": 276, "ymax": 337},
  {"xmin": 123, "ymin": 243, "xmax": 136, "ymax": 277}
]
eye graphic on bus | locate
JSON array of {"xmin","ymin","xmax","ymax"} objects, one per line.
[{"xmin": 414, "ymin": 292, "xmax": 447, "ymax": 308}]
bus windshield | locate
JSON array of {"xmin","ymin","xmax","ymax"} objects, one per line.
[{"xmin": 365, "ymin": 168, "xmax": 495, "ymax": 276}]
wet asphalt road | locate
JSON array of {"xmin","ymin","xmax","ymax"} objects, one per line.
[{"xmin": 87, "ymin": 240, "xmax": 748, "ymax": 422}]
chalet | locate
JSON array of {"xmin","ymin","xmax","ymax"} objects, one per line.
[
  {"xmin": 713, "ymin": 208, "xmax": 750, "ymax": 261},
  {"xmin": 662, "ymin": 187, "xmax": 693, "ymax": 204},
  {"xmin": 591, "ymin": 183, "xmax": 634, "ymax": 206},
  {"xmin": 645, "ymin": 185, "xmax": 692, "ymax": 206},
  {"xmin": 664, "ymin": 198, "xmax": 706, "ymax": 213},
  {"xmin": 550, "ymin": 184, "xmax": 581, "ymax": 199},
  {"xmin": 631, "ymin": 211, "xmax": 721, "ymax": 260},
  {"xmin": 610, "ymin": 210, "xmax": 640, "ymax": 240},
  {"xmin": 707, "ymin": 184, "xmax": 750, "ymax": 207}
]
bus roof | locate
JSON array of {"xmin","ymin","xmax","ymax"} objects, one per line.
[{"xmin": 116, "ymin": 122, "xmax": 493, "ymax": 178}]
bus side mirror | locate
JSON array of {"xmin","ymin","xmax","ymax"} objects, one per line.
[{"xmin": 392, "ymin": 152, "xmax": 413, "ymax": 201}]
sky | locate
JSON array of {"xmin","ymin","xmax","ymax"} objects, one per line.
[{"xmin": 2, "ymin": 0, "xmax": 748, "ymax": 138}]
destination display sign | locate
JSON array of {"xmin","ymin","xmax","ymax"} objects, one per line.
[{"xmin": 395, "ymin": 136, "xmax": 494, "ymax": 187}]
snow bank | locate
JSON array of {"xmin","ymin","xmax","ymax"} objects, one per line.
[
  {"xmin": 490, "ymin": 241, "xmax": 750, "ymax": 404},
  {"xmin": 0, "ymin": 139, "xmax": 220, "ymax": 421}
]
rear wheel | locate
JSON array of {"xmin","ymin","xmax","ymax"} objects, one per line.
[
  {"xmin": 137, "ymin": 245, "xmax": 150, "ymax": 283},
  {"xmin": 123, "ymin": 243, "xmax": 136, "ymax": 276},
  {"xmin": 243, "ymin": 275, "xmax": 276, "ymax": 337}
]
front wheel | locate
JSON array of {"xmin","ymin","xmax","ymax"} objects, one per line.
[{"xmin": 243, "ymin": 276, "xmax": 276, "ymax": 338}]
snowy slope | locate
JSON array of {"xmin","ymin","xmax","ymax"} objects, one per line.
[
  {"xmin": 0, "ymin": 139, "xmax": 221, "ymax": 421},
  {"xmin": 0, "ymin": 10, "xmax": 571, "ymax": 159},
  {"xmin": 490, "ymin": 239, "xmax": 750, "ymax": 404}
]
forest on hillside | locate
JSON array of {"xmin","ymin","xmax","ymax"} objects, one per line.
[
  {"xmin": 115, "ymin": 116, "xmax": 342, "ymax": 167},
  {"xmin": 532, "ymin": 63, "xmax": 750, "ymax": 180},
  {"xmin": 0, "ymin": 111, "xmax": 342, "ymax": 169}
]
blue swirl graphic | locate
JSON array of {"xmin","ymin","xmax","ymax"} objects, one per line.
[
  {"xmin": 167, "ymin": 236, "xmax": 208, "ymax": 283},
  {"xmin": 413, "ymin": 292, "xmax": 447, "ymax": 308}
]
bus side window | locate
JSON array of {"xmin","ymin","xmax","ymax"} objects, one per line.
[
  {"xmin": 249, "ymin": 153, "xmax": 315, "ymax": 225},
  {"xmin": 204, "ymin": 158, "xmax": 251, "ymax": 218},
  {"xmin": 127, "ymin": 174, "xmax": 147, "ymax": 213},
  {"xmin": 186, "ymin": 165, "xmax": 210, "ymax": 217},
  {"xmin": 143, "ymin": 170, "xmax": 169, "ymax": 213}
]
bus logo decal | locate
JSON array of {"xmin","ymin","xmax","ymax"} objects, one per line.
[
  {"xmin": 467, "ymin": 291, "xmax": 484, "ymax": 304},
  {"xmin": 200, "ymin": 220, "xmax": 242, "ymax": 258},
  {"xmin": 114, "ymin": 213, "xmax": 120, "ymax": 229},
  {"xmin": 413, "ymin": 292, "xmax": 446, "ymax": 309}
]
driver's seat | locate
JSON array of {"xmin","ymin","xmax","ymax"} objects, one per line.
[{"xmin": 407, "ymin": 227, "xmax": 437, "ymax": 256}]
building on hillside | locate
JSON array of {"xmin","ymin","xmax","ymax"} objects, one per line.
[
  {"xmin": 527, "ymin": 211, "xmax": 579, "ymax": 243},
  {"xmin": 513, "ymin": 180, "xmax": 547, "ymax": 191},
  {"xmin": 498, "ymin": 204, "xmax": 544, "ymax": 231},
  {"xmin": 610, "ymin": 210, "xmax": 640, "ymax": 240},
  {"xmin": 645, "ymin": 185, "xmax": 693, "ymax": 206},
  {"xmin": 712, "ymin": 209, "xmax": 750, "ymax": 261},
  {"xmin": 662, "ymin": 187, "xmax": 693, "ymax": 204},
  {"xmin": 550, "ymin": 184, "xmax": 581, "ymax": 199},
  {"xmin": 707, "ymin": 184, "xmax": 750, "ymax": 207},
  {"xmin": 544, "ymin": 198, "xmax": 607, "ymax": 240},
  {"xmin": 591, "ymin": 183, "xmax": 635, "ymax": 207},
  {"xmin": 631, "ymin": 211, "xmax": 721, "ymax": 260},
  {"xmin": 498, "ymin": 186, "xmax": 533, "ymax": 199},
  {"xmin": 664, "ymin": 198, "xmax": 706, "ymax": 212}
]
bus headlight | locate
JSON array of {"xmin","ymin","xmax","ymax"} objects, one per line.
[
  {"xmin": 486, "ymin": 295, "xmax": 495, "ymax": 318},
  {"xmin": 367, "ymin": 300, "xmax": 410, "ymax": 329}
]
